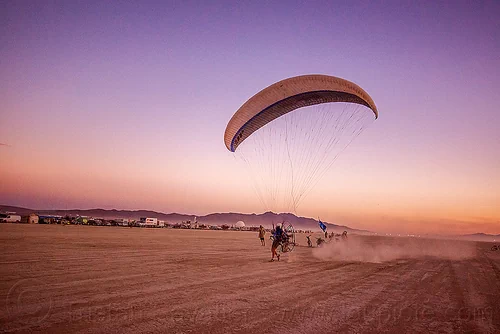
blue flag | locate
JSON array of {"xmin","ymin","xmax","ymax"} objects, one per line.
[{"xmin": 318, "ymin": 219, "xmax": 327, "ymax": 232}]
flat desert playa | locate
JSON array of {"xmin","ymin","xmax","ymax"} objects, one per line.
[{"xmin": 1, "ymin": 224, "xmax": 499, "ymax": 333}]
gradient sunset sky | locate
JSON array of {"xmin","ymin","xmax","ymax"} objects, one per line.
[{"xmin": 1, "ymin": 1, "xmax": 499, "ymax": 234}]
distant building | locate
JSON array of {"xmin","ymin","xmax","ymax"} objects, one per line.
[{"xmin": 28, "ymin": 214, "xmax": 39, "ymax": 224}]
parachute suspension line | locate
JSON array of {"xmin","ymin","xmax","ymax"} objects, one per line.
[
  {"xmin": 310, "ymin": 105, "xmax": 368, "ymax": 204},
  {"xmin": 235, "ymin": 102, "xmax": 374, "ymax": 214},
  {"xmin": 280, "ymin": 103, "xmax": 374, "ymax": 210},
  {"xmin": 294, "ymin": 103, "xmax": 328, "ymax": 210},
  {"xmin": 284, "ymin": 114, "xmax": 296, "ymax": 213},
  {"xmin": 282, "ymin": 103, "xmax": 330, "ymax": 209},
  {"xmin": 299, "ymin": 104, "xmax": 372, "ymax": 204},
  {"xmin": 239, "ymin": 154, "xmax": 268, "ymax": 211},
  {"xmin": 277, "ymin": 126, "xmax": 287, "ymax": 210},
  {"xmin": 294, "ymin": 104, "xmax": 334, "ymax": 196},
  {"xmin": 298, "ymin": 104, "xmax": 353, "ymax": 196}
]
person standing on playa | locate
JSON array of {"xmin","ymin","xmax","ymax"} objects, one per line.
[{"xmin": 258, "ymin": 225, "xmax": 266, "ymax": 246}]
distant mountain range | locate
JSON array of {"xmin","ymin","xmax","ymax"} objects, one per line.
[
  {"xmin": 2, "ymin": 205, "xmax": 498, "ymax": 241},
  {"xmin": 0, "ymin": 205, "xmax": 366, "ymax": 233},
  {"xmin": 458, "ymin": 233, "xmax": 500, "ymax": 242}
]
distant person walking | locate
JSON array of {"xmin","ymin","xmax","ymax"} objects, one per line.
[{"xmin": 258, "ymin": 225, "xmax": 266, "ymax": 246}]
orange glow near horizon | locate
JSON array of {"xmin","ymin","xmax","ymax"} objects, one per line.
[{"xmin": 1, "ymin": 143, "xmax": 499, "ymax": 235}]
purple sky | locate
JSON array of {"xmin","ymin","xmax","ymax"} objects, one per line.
[{"xmin": 1, "ymin": 1, "xmax": 499, "ymax": 234}]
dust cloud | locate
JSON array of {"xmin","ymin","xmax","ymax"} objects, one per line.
[{"xmin": 312, "ymin": 235, "xmax": 477, "ymax": 263}]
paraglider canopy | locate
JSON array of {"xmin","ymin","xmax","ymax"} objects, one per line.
[
  {"xmin": 224, "ymin": 74, "xmax": 378, "ymax": 213},
  {"xmin": 224, "ymin": 74, "xmax": 378, "ymax": 152}
]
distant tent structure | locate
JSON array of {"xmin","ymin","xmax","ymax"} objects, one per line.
[{"xmin": 29, "ymin": 214, "xmax": 39, "ymax": 224}]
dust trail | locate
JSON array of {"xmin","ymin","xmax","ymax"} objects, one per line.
[{"xmin": 313, "ymin": 236, "xmax": 477, "ymax": 263}]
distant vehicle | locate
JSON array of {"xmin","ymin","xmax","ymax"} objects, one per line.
[
  {"xmin": 140, "ymin": 217, "xmax": 158, "ymax": 227},
  {"xmin": 1, "ymin": 215, "xmax": 22, "ymax": 223},
  {"xmin": 492, "ymin": 245, "xmax": 499, "ymax": 251}
]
